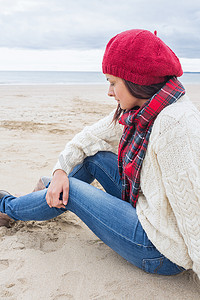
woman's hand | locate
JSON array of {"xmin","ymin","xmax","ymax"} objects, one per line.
[{"xmin": 46, "ymin": 169, "xmax": 69, "ymax": 208}]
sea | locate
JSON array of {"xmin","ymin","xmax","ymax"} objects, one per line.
[{"xmin": 0, "ymin": 71, "xmax": 199, "ymax": 85}]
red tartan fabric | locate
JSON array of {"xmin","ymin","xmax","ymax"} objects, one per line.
[{"xmin": 118, "ymin": 77, "xmax": 185, "ymax": 207}]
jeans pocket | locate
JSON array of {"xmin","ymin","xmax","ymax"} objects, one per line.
[
  {"xmin": 142, "ymin": 256, "xmax": 165, "ymax": 274},
  {"xmin": 142, "ymin": 256, "xmax": 185, "ymax": 275}
]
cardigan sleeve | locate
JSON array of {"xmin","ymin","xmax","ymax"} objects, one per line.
[
  {"xmin": 52, "ymin": 110, "xmax": 123, "ymax": 175},
  {"xmin": 154, "ymin": 116, "xmax": 200, "ymax": 279}
]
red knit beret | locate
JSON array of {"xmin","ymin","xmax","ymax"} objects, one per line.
[{"xmin": 102, "ymin": 29, "xmax": 183, "ymax": 85}]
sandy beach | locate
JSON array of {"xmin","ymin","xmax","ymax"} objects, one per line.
[{"xmin": 0, "ymin": 84, "xmax": 200, "ymax": 300}]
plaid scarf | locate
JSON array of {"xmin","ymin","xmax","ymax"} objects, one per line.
[{"xmin": 118, "ymin": 77, "xmax": 185, "ymax": 207}]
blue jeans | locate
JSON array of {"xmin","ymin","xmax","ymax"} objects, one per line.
[{"xmin": 0, "ymin": 151, "xmax": 184, "ymax": 275}]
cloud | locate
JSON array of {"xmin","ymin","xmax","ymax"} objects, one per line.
[
  {"xmin": 0, "ymin": 47, "xmax": 104, "ymax": 71},
  {"xmin": 0, "ymin": 0, "xmax": 199, "ymax": 58}
]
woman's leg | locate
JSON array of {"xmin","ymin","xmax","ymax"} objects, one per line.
[
  {"xmin": 0, "ymin": 177, "xmax": 184, "ymax": 276},
  {"xmin": 69, "ymin": 151, "xmax": 122, "ymax": 199}
]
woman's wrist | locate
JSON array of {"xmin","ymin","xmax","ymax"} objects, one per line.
[{"xmin": 53, "ymin": 169, "xmax": 67, "ymax": 177}]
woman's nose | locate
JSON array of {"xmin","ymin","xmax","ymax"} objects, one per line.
[{"xmin": 108, "ymin": 86, "xmax": 114, "ymax": 97}]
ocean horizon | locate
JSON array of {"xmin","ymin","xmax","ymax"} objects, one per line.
[{"xmin": 0, "ymin": 71, "xmax": 199, "ymax": 85}]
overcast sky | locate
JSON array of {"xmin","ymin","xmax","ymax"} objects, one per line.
[{"xmin": 0, "ymin": 0, "xmax": 200, "ymax": 71}]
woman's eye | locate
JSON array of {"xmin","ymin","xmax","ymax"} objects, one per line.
[{"xmin": 110, "ymin": 83, "xmax": 115, "ymax": 86}]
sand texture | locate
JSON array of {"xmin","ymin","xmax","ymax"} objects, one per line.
[{"xmin": 0, "ymin": 84, "xmax": 200, "ymax": 299}]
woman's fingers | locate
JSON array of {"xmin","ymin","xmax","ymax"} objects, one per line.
[
  {"xmin": 46, "ymin": 187, "xmax": 64, "ymax": 208},
  {"xmin": 62, "ymin": 177, "xmax": 69, "ymax": 206},
  {"xmin": 46, "ymin": 169, "xmax": 69, "ymax": 208},
  {"xmin": 46, "ymin": 189, "xmax": 52, "ymax": 207}
]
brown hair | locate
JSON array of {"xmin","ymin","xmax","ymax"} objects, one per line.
[{"xmin": 112, "ymin": 76, "xmax": 174, "ymax": 123}]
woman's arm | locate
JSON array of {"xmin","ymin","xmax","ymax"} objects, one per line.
[
  {"xmin": 46, "ymin": 110, "xmax": 123, "ymax": 208},
  {"xmin": 52, "ymin": 109, "xmax": 123, "ymax": 175},
  {"xmin": 155, "ymin": 115, "xmax": 200, "ymax": 279}
]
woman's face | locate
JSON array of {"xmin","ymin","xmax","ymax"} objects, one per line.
[{"xmin": 106, "ymin": 74, "xmax": 147, "ymax": 111}]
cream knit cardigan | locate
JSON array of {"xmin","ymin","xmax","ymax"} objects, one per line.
[{"xmin": 53, "ymin": 95, "xmax": 200, "ymax": 278}]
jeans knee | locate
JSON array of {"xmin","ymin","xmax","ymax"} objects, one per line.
[
  {"xmin": 85, "ymin": 151, "xmax": 102, "ymax": 162},
  {"xmin": 84, "ymin": 151, "xmax": 116, "ymax": 165},
  {"xmin": 84, "ymin": 152, "xmax": 103, "ymax": 168}
]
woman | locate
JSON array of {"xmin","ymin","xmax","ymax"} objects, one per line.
[{"xmin": 0, "ymin": 29, "xmax": 200, "ymax": 278}]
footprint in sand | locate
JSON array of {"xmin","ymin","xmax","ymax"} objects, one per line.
[
  {"xmin": 0, "ymin": 259, "xmax": 9, "ymax": 271},
  {"xmin": 53, "ymin": 271, "xmax": 84, "ymax": 299},
  {"xmin": 0, "ymin": 257, "xmax": 24, "ymax": 272},
  {"xmin": 0, "ymin": 277, "xmax": 28, "ymax": 299}
]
